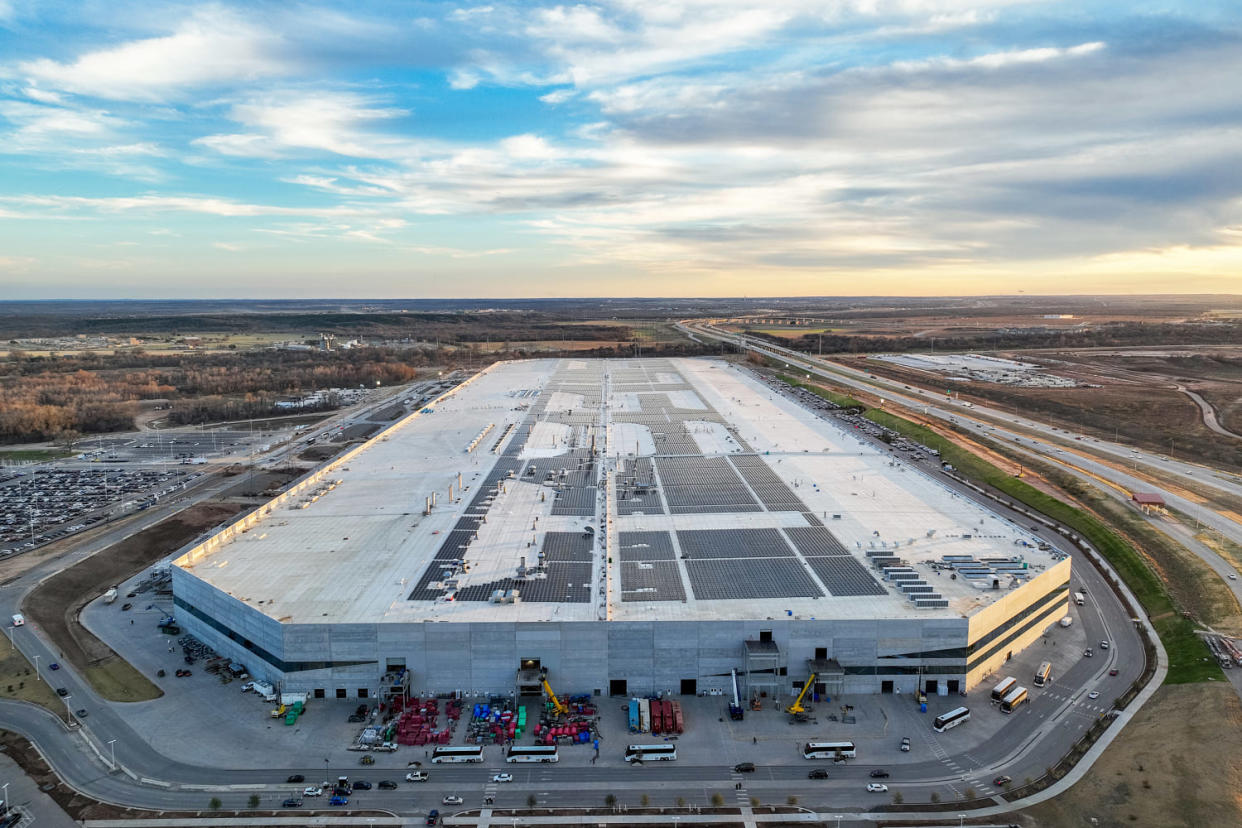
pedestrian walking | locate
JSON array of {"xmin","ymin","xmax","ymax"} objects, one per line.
[{"xmin": 752, "ymin": 735, "xmax": 756, "ymax": 744}]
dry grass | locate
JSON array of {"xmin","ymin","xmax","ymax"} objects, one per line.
[
  {"xmin": 0, "ymin": 643, "xmax": 64, "ymax": 711},
  {"xmin": 1021, "ymin": 683, "xmax": 1242, "ymax": 828}
]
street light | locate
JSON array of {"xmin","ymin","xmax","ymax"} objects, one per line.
[
  {"xmin": 958, "ymin": 815, "xmax": 966, "ymax": 827},
  {"xmin": 2, "ymin": 782, "xmax": 8, "ymax": 816},
  {"xmin": 108, "ymin": 739, "xmax": 117, "ymax": 769},
  {"xmin": 834, "ymin": 817, "xmax": 843, "ymax": 828},
  {"xmin": 33, "ymin": 654, "xmax": 40, "ymax": 681}
]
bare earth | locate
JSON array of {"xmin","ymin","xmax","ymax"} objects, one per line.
[{"xmin": 1022, "ymin": 683, "xmax": 1242, "ymax": 827}]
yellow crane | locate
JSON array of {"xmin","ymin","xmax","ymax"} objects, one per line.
[
  {"xmin": 786, "ymin": 673, "xmax": 817, "ymax": 716},
  {"xmin": 542, "ymin": 675, "xmax": 567, "ymax": 715}
]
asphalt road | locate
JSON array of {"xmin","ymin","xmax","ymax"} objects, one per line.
[{"xmin": 0, "ymin": 364, "xmax": 1144, "ymax": 817}]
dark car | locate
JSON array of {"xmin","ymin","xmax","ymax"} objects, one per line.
[
  {"xmin": 808, "ymin": 768, "xmax": 829, "ymax": 779},
  {"xmin": 993, "ymin": 775, "xmax": 1013, "ymax": 787},
  {"xmin": 378, "ymin": 780, "xmax": 398, "ymax": 790},
  {"xmin": 347, "ymin": 714, "xmax": 365, "ymax": 723},
  {"xmin": 733, "ymin": 762, "xmax": 756, "ymax": 773},
  {"xmin": 281, "ymin": 798, "xmax": 302, "ymax": 808},
  {"xmin": 56, "ymin": 687, "xmax": 69, "ymax": 697},
  {"xmin": 75, "ymin": 708, "xmax": 88, "ymax": 718},
  {"xmin": 333, "ymin": 787, "xmax": 351, "ymax": 797},
  {"xmin": 121, "ymin": 603, "xmax": 132, "ymax": 611},
  {"xmin": 287, "ymin": 774, "xmax": 305, "ymax": 783},
  {"xmin": 48, "ymin": 663, "xmax": 60, "ymax": 671},
  {"xmin": 352, "ymin": 780, "xmax": 372, "ymax": 790},
  {"xmin": 1109, "ymin": 668, "xmax": 1119, "ymax": 676},
  {"xmin": 329, "ymin": 795, "xmax": 349, "ymax": 806},
  {"xmin": 870, "ymin": 769, "xmax": 890, "ymax": 778},
  {"xmin": 425, "ymin": 810, "xmax": 440, "ymax": 826}
]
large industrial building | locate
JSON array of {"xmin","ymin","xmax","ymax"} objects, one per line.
[{"xmin": 172, "ymin": 358, "xmax": 1070, "ymax": 703}]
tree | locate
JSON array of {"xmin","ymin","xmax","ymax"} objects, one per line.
[
  {"xmin": 710, "ymin": 793, "xmax": 724, "ymax": 807},
  {"xmin": 604, "ymin": 794, "xmax": 617, "ymax": 809},
  {"xmin": 526, "ymin": 794, "xmax": 537, "ymax": 808},
  {"xmin": 786, "ymin": 795, "xmax": 798, "ymax": 806},
  {"xmin": 749, "ymin": 796, "xmax": 759, "ymax": 808},
  {"xmin": 930, "ymin": 791, "xmax": 941, "ymax": 804},
  {"xmin": 208, "ymin": 797, "xmax": 222, "ymax": 811},
  {"xmin": 892, "ymin": 791, "xmax": 904, "ymax": 804},
  {"xmin": 640, "ymin": 794, "xmax": 649, "ymax": 807},
  {"xmin": 675, "ymin": 797, "xmax": 686, "ymax": 808},
  {"xmin": 963, "ymin": 787, "xmax": 977, "ymax": 801},
  {"xmin": 247, "ymin": 794, "xmax": 260, "ymax": 809}
]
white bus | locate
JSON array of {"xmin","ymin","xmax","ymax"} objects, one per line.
[
  {"xmin": 506, "ymin": 745, "xmax": 559, "ymax": 763},
  {"xmin": 803, "ymin": 741, "xmax": 856, "ymax": 760},
  {"xmin": 1074, "ymin": 591, "xmax": 1086, "ymax": 606},
  {"xmin": 625, "ymin": 744, "xmax": 677, "ymax": 763},
  {"xmin": 932, "ymin": 706, "xmax": 971, "ymax": 733},
  {"xmin": 430, "ymin": 746, "xmax": 485, "ymax": 764},
  {"xmin": 1000, "ymin": 686, "xmax": 1029, "ymax": 714},
  {"xmin": 990, "ymin": 676, "xmax": 1017, "ymax": 703},
  {"xmin": 1033, "ymin": 662, "xmax": 1053, "ymax": 688}
]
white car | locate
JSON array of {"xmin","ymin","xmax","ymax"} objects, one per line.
[
  {"xmin": 866, "ymin": 783, "xmax": 888, "ymax": 793},
  {"xmin": 303, "ymin": 786, "xmax": 322, "ymax": 797},
  {"xmin": 1087, "ymin": 691, "xmax": 1100, "ymax": 700},
  {"xmin": 442, "ymin": 795, "xmax": 464, "ymax": 805},
  {"xmin": 491, "ymin": 773, "xmax": 513, "ymax": 783},
  {"xmin": 405, "ymin": 772, "xmax": 428, "ymax": 782}
]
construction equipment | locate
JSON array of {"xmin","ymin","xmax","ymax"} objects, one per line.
[
  {"xmin": 786, "ymin": 673, "xmax": 817, "ymax": 716},
  {"xmin": 541, "ymin": 669, "xmax": 567, "ymax": 715},
  {"xmin": 728, "ymin": 668, "xmax": 744, "ymax": 721}
]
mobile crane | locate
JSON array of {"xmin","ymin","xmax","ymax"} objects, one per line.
[
  {"xmin": 786, "ymin": 673, "xmax": 817, "ymax": 717},
  {"xmin": 541, "ymin": 669, "xmax": 567, "ymax": 715}
]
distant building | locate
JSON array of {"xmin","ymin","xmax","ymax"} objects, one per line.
[{"xmin": 1041, "ymin": 314, "xmax": 1075, "ymax": 319}]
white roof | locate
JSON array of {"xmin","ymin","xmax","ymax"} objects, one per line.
[{"xmin": 177, "ymin": 358, "xmax": 1061, "ymax": 625}]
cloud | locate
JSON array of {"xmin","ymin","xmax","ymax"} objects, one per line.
[
  {"xmin": 0, "ymin": 193, "xmax": 378, "ymax": 219},
  {"xmin": 18, "ymin": 5, "xmax": 295, "ymax": 101}
]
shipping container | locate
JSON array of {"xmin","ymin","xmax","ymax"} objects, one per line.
[{"xmin": 628, "ymin": 699, "xmax": 640, "ymax": 732}]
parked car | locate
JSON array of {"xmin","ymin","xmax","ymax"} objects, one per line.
[
  {"xmin": 425, "ymin": 809, "xmax": 440, "ymax": 826},
  {"xmin": 733, "ymin": 762, "xmax": 756, "ymax": 773},
  {"xmin": 491, "ymin": 773, "xmax": 512, "ymax": 783},
  {"xmin": 900, "ymin": 736, "xmax": 911, "ymax": 752},
  {"xmin": 287, "ymin": 775, "xmax": 305, "ymax": 783},
  {"xmin": 378, "ymin": 780, "xmax": 398, "ymax": 790},
  {"xmin": 808, "ymin": 768, "xmax": 829, "ymax": 779},
  {"xmin": 352, "ymin": 780, "xmax": 372, "ymax": 790},
  {"xmin": 870, "ymin": 769, "xmax": 890, "ymax": 778},
  {"xmin": 442, "ymin": 795, "xmax": 463, "ymax": 805},
  {"xmin": 303, "ymin": 787, "xmax": 322, "ymax": 797},
  {"xmin": 329, "ymin": 795, "xmax": 349, "ymax": 806},
  {"xmin": 866, "ymin": 783, "xmax": 888, "ymax": 793},
  {"xmin": 993, "ymin": 775, "xmax": 1012, "ymax": 786},
  {"xmin": 281, "ymin": 798, "xmax": 302, "ymax": 808}
]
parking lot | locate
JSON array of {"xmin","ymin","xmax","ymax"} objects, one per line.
[{"xmin": 0, "ymin": 467, "xmax": 193, "ymax": 555}]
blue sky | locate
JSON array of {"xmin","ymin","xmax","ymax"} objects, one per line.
[{"xmin": 0, "ymin": 1, "xmax": 1240, "ymax": 298}]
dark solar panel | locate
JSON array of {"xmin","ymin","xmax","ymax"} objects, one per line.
[
  {"xmin": 785, "ymin": 526, "xmax": 850, "ymax": 557},
  {"xmin": 618, "ymin": 531, "xmax": 677, "ymax": 561},
  {"xmin": 620, "ymin": 562, "xmax": 686, "ymax": 602},
  {"xmin": 807, "ymin": 556, "xmax": 887, "ymax": 596},
  {"xmin": 676, "ymin": 528, "xmax": 794, "ymax": 559},
  {"xmin": 685, "ymin": 558, "xmax": 822, "ymax": 600}
]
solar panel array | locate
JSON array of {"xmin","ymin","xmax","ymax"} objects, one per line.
[
  {"xmin": 685, "ymin": 558, "xmax": 821, "ymax": 600},
  {"xmin": 729, "ymin": 454, "xmax": 805, "ymax": 510},
  {"xmin": 656, "ymin": 456, "xmax": 761, "ymax": 514},
  {"xmin": 620, "ymin": 561, "xmax": 686, "ymax": 602},
  {"xmin": 618, "ymin": 531, "xmax": 676, "ymax": 561},
  {"xmin": 806, "ymin": 556, "xmax": 888, "ymax": 597},
  {"xmin": 785, "ymin": 526, "xmax": 850, "ymax": 557},
  {"xmin": 677, "ymin": 528, "xmax": 794, "ymax": 559}
]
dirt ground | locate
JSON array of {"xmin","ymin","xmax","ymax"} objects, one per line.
[
  {"xmin": 21, "ymin": 502, "xmax": 242, "ymax": 702},
  {"xmin": 1021, "ymin": 683, "xmax": 1242, "ymax": 828}
]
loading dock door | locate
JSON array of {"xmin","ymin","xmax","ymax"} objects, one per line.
[
  {"xmin": 680, "ymin": 678, "xmax": 697, "ymax": 695},
  {"xmin": 609, "ymin": 679, "xmax": 628, "ymax": 696},
  {"xmin": 881, "ymin": 680, "xmax": 894, "ymax": 694}
]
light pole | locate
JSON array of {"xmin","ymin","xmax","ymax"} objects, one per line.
[
  {"xmin": 33, "ymin": 654, "xmax": 40, "ymax": 681},
  {"xmin": 834, "ymin": 817, "xmax": 843, "ymax": 828},
  {"xmin": 108, "ymin": 739, "xmax": 117, "ymax": 769},
  {"xmin": 958, "ymin": 815, "xmax": 966, "ymax": 827},
  {"xmin": 323, "ymin": 757, "xmax": 329, "ymax": 785},
  {"xmin": 2, "ymin": 782, "xmax": 8, "ymax": 815}
]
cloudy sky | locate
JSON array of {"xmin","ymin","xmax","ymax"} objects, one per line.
[{"xmin": 0, "ymin": 1, "xmax": 1239, "ymax": 298}]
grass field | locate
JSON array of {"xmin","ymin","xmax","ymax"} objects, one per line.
[
  {"xmin": 774, "ymin": 373, "xmax": 867, "ymax": 409},
  {"xmin": 0, "ymin": 644, "xmax": 64, "ymax": 713},
  {"xmin": 0, "ymin": 448, "xmax": 76, "ymax": 462},
  {"xmin": 1022, "ymin": 682, "xmax": 1242, "ymax": 828},
  {"xmin": 862, "ymin": 407, "xmax": 1222, "ymax": 684}
]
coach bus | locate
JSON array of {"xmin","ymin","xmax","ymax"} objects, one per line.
[
  {"xmin": 990, "ymin": 676, "xmax": 1017, "ymax": 702},
  {"xmin": 1000, "ymin": 686, "xmax": 1029, "ymax": 714},
  {"xmin": 506, "ymin": 745, "xmax": 559, "ymax": 763},
  {"xmin": 932, "ymin": 706, "xmax": 971, "ymax": 733},
  {"xmin": 430, "ymin": 745, "xmax": 485, "ymax": 764},
  {"xmin": 1033, "ymin": 662, "xmax": 1053, "ymax": 688},
  {"xmin": 803, "ymin": 741, "xmax": 857, "ymax": 760},
  {"xmin": 624, "ymin": 744, "xmax": 677, "ymax": 763}
]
